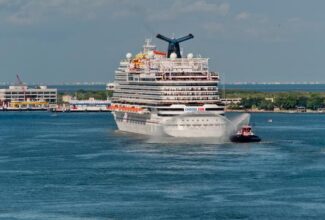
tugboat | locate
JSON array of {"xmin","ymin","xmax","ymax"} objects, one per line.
[{"xmin": 230, "ymin": 125, "xmax": 261, "ymax": 143}]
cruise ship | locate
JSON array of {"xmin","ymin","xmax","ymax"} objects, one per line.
[{"xmin": 110, "ymin": 34, "xmax": 237, "ymax": 138}]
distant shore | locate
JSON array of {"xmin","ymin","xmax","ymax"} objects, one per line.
[{"xmin": 226, "ymin": 109, "xmax": 325, "ymax": 114}]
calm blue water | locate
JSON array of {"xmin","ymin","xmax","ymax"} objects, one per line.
[{"xmin": 0, "ymin": 112, "xmax": 325, "ymax": 219}]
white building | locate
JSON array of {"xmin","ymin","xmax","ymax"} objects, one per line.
[
  {"xmin": 0, "ymin": 85, "xmax": 57, "ymax": 106},
  {"xmin": 220, "ymin": 98, "xmax": 242, "ymax": 105},
  {"xmin": 62, "ymin": 95, "xmax": 73, "ymax": 103},
  {"xmin": 69, "ymin": 97, "xmax": 111, "ymax": 111}
]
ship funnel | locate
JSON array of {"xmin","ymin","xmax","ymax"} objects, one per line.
[{"xmin": 156, "ymin": 33, "xmax": 194, "ymax": 58}]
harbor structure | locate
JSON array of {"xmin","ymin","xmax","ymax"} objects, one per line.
[
  {"xmin": 0, "ymin": 77, "xmax": 57, "ymax": 110},
  {"xmin": 51, "ymin": 97, "xmax": 111, "ymax": 112},
  {"xmin": 69, "ymin": 97, "xmax": 111, "ymax": 112}
]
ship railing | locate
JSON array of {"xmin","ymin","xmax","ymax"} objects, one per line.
[
  {"xmin": 157, "ymin": 75, "xmax": 213, "ymax": 79},
  {"xmin": 112, "ymin": 100, "xmax": 220, "ymax": 106},
  {"xmin": 114, "ymin": 95, "xmax": 220, "ymax": 102},
  {"xmin": 151, "ymin": 58, "xmax": 208, "ymax": 66},
  {"xmin": 116, "ymin": 87, "xmax": 218, "ymax": 93},
  {"xmin": 114, "ymin": 91, "xmax": 219, "ymax": 97},
  {"xmin": 124, "ymin": 80, "xmax": 219, "ymax": 84},
  {"xmin": 125, "ymin": 58, "xmax": 209, "ymax": 73},
  {"xmin": 160, "ymin": 92, "xmax": 219, "ymax": 96},
  {"xmin": 155, "ymin": 78, "xmax": 219, "ymax": 82},
  {"xmin": 126, "ymin": 71, "xmax": 220, "ymax": 81},
  {"xmin": 113, "ymin": 98, "xmax": 221, "ymax": 105},
  {"xmin": 116, "ymin": 85, "xmax": 218, "ymax": 92},
  {"xmin": 136, "ymin": 75, "xmax": 219, "ymax": 82},
  {"xmin": 126, "ymin": 70, "xmax": 220, "ymax": 79},
  {"xmin": 160, "ymin": 87, "xmax": 218, "ymax": 91}
]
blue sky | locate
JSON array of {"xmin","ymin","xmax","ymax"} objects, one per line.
[{"xmin": 0, "ymin": 0, "xmax": 325, "ymax": 84}]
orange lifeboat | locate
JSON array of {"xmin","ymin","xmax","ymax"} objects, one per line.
[
  {"xmin": 109, "ymin": 105, "xmax": 142, "ymax": 113},
  {"xmin": 153, "ymin": 50, "xmax": 167, "ymax": 56}
]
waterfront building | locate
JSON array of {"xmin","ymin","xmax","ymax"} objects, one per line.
[
  {"xmin": 62, "ymin": 95, "xmax": 73, "ymax": 103},
  {"xmin": 220, "ymin": 98, "xmax": 242, "ymax": 105},
  {"xmin": 0, "ymin": 84, "xmax": 57, "ymax": 109},
  {"xmin": 69, "ymin": 97, "xmax": 111, "ymax": 112}
]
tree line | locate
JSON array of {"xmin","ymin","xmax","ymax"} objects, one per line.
[
  {"xmin": 225, "ymin": 90, "xmax": 325, "ymax": 110},
  {"xmin": 57, "ymin": 90, "xmax": 113, "ymax": 103}
]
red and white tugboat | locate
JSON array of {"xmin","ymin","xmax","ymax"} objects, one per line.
[{"xmin": 230, "ymin": 125, "xmax": 261, "ymax": 143}]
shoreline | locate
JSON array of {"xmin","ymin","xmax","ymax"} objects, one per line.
[
  {"xmin": 0, "ymin": 108, "xmax": 323, "ymax": 114},
  {"xmin": 226, "ymin": 109, "xmax": 325, "ymax": 114}
]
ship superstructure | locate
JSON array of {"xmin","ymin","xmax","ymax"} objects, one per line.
[{"xmin": 110, "ymin": 34, "xmax": 231, "ymax": 138}]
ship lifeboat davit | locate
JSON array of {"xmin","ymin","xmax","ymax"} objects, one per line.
[{"xmin": 230, "ymin": 125, "xmax": 261, "ymax": 143}]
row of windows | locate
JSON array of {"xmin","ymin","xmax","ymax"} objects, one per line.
[
  {"xmin": 166, "ymin": 124, "xmax": 225, "ymax": 127},
  {"xmin": 161, "ymin": 92, "xmax": 218, "ymax": 96},
  {"xmin": 114, "ymin": 92, "xmax": 218, "ymax": 97},
  {"xmin": 161, "ymin": 87, "xmax": 217, "ymax": 91},
  {"xmin": 3, "ymin": 92, "xmax": 56, "ymax": 94},
  {"xmin": 114, "ymin": 94, "xmax": 219, "ymax": 100},
  {"xmin": 126, "ymin": 82, "xmax": 218, "ymax": 86},
  {"xmin": 164, "ymin": 97, "xmax": 219, "ymax": 100},
  {"xmin": 5, "ymin": 94, "xmax": 57, "ymax": 96},
  {"xmin": 116, "ymin": 87, "xmax": 217, "ymax": 92},
  {"xmin": 156, "ymin": 72, "xmax": 211, "ymax": 76},
  {"xmin": 157, "ymin": 108, "xmax": 224, "ymax": 112}
]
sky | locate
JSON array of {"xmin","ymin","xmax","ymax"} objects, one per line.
[{"xmin": 0, "ymin": 0, "xmax": 325, "ymax": 84}]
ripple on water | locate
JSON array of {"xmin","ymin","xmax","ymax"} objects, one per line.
[{"xmin": 0, "ymin": 112, "xmax": 324, "ymax": 219}]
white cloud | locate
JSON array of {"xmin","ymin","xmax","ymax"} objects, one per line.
[
  {"xmin": 180, "ymin": 1, "xmax": 230, "ymax": 15},
  {"xmin": 202, "ymin": 22, "xmax": 224, "ymax": 33},
  {"xmin": 0, "ymin": 0, "xmax": 114, "ymax": 26},
  {"xmin": 0, "ymin": 0, "xmax": 231, "ymax": 26},
  {"xmin": 287, "ymin": 17, "xmax": 301, "ymax": 23},
  {"xmin": 147, "ymin": 1, "xmax": 230, "ymax": 21},
  {"xmin": 235, "ymin": 12, "xmax": 250, "ymax": 21}
]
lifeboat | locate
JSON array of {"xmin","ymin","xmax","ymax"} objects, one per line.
[
  {"xmin": 230, "ymin": 125, "xmax": 261, "ymax": 143},
  {"xmin": 108, "ymin": 105, "xmax": 142, "ymax": 113},
  {"xmin": 153, "ymin": 50, "xmax": 167, "ymax": 56}
]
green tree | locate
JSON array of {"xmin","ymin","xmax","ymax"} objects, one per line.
[
  {"xmin": 274, "ymin": 95, "xmax": 297, "ymax": 109},
  {"xmin": 307, "ymin": 95, "xmax": 324, "ymax": 110},
  {"xmin": 258, "ymin": 100, "xmax": 274, "ymax": 110}
]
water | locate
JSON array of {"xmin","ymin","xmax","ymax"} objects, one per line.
[{"xmin": 0, "ymin": 112, "xmax": 325, "ymax": 219}]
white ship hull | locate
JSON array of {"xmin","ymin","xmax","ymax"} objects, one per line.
[
  {"xmin": 110, "ymin": 37, "xmax": 249, "ymax": 140},
  {"xmin": 113, "ymin": 112, "xmax": 236, "ymax": 138}
]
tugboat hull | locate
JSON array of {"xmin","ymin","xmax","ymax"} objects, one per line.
[{"xmin": 230, "ymin": 135, "xmax": 261, "ymax": 143}]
